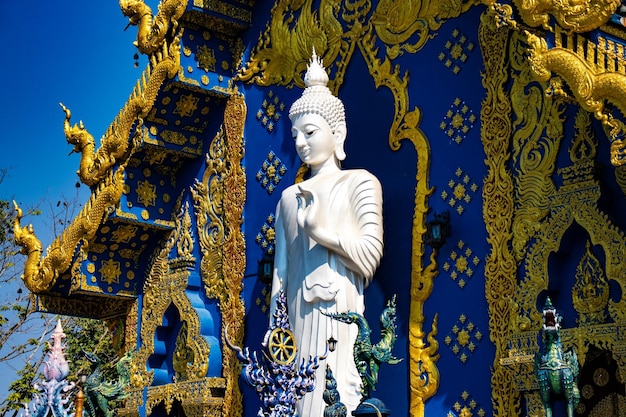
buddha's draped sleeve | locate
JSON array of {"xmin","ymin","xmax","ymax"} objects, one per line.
[{"xmin": 334, "ymin": 171, "xmax": 384, "ymax": 284}]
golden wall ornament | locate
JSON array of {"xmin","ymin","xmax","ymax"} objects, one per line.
[
  {"xmin": 478, "ymin": 8, "xmax": 519, "ymax": 417},
  {"xmin": 124, "ymin": 201, "xmax": 224, "ymax": 416},
  {"xmin": 130, "ymin": 202, "xmax": 211, "ymax": 388},
  {"xmin": 510, "ymin": 30, "xmax": 566, "ymax": 264},
  {"xmin": 372, "ymin": 0, "xmax": 481, "ymax": 59},
  {"xmin": 192, "ymin": 91, "xmax": 247, "ymax": 417},
  {"xmin": 144, "ymin": 378, "xmax": 226, "ymax": 417},
  {"xmin": 525, "ymin": 26, "xmax": 626, "ymax": 166},
  {"xmin": 13, "ymin": 168, "xmax": 125, "ymax": 293},
  {"xmin": 511, "ymin": 0, "xmax": 619, "ymax": 32},
  {"xmin": 572, "ymin": 240, "xmax": 610, "ymax": 326},
  {"xmin": 236, "ymin": 0, "xmax": 364, "ymax": 93},
  {"xmin": 515, "ymin": 123, "xmax": 626, "ymax": 329}
]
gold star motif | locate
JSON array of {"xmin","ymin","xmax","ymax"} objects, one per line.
[
  {"xmin": 174, "ymin": 94, "xmax": 199, "ymax": 117},
  {"xmin": 100, "ymin": 259, "xmax": 121, "ymax": 285},
  {"xmin": 136, "ymin": 180, "xmax": 157, "ymax": 207}
]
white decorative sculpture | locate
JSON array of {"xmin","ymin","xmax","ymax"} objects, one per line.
[{"xmin": 271, "ymin": 51, "xmax": 384, "ymax": 417}]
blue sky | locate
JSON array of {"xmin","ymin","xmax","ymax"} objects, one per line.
[
  {"xmin": 0, "ymin": 2, "xmax": 143, "ymax": 241},
  {"xmin": 0, "ymin": 1, "xmax": 147, "ymax": 402}
]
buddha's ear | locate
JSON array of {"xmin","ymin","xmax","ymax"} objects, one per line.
[{"xmin": 334, "ymin": 122, "xmax": 347, "ymax": 161}]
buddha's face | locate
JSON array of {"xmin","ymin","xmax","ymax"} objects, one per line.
[{"xmin": 291, "ymin": 113, "xmax": 338, "ymax": 168}]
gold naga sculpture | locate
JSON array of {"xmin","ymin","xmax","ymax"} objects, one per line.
[
  {"xmin": 12, "ymin": 0, "xmax": 187, "ymax": 294},
  {"xmin": 119, "ymin": 0, "xmax": 187, "ymax": 55},
  {"xmin": 64, "ymin": 0, "xmax": 184, "ymax": 187},
  {"xmin": 13, "ymin": 168, "xmax": 125, "ymax": 294},
  {"xmin": 511, "ymin": 0, "xmax": 620, "ymax": 32}
]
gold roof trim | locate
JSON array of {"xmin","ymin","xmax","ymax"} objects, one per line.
[
  {"xmin": 13, "ymin": 168, "xmax": 125, "ymax": 293},
  {"xmin": 65, "ymin": 33, "xmax": 182, "ymax": 187}
]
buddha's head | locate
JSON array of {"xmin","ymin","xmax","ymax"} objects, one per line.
[{"xmin": 289, "ymin": 51, "xmax": 347, "ymax": 162}]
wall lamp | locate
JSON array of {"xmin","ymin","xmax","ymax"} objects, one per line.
[{"xmin": 425, "ymin": 211, "xmax": 451, "ymax": 250}]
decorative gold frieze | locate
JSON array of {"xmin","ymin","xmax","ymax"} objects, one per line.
[
  {"xmin": 372, "ymin": 0, "xmax": 480, "ymax": 59},
  {"xmin": 33, "ymin": 292, "xmax": 133, "ymax": 320},
  {"xmin": 478, "ymin": 8, "xmax": 519, "ymax": 416},
  {"xmin": 120, "ymin": 378, "xmax": 226, "ymax": 417}
]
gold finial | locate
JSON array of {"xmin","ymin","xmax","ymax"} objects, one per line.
[{"xmin": 289, "ymin": 49, "xmax": 345, "ymax": 133}]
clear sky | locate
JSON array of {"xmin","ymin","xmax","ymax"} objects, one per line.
[
  {"xmin": 0, "ymin": 1, "xmax": 144, "ymax": 241},
  {"xmin": 0, "ymin": 1, "xmax": 147, "ymax": 403}
]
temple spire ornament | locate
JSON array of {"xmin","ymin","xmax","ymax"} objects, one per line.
[{"xmin": 23, "ymin": 320, "xmax": 76, "ymax": 417}]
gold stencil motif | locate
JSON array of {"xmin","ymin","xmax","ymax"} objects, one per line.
[
  {"xmin": 444, "ymin": 314, "xmax": 483, "ymax": 363},
  {"xmin": 442, "ymin": 240, "xmax": 482, "ymax": 288},
  {"xmin": 438, "ymin": 29, "xmax": 476, "ymax": 75},
  {"xmin": 255, "ymin": 213, "xmax": 276, "ymax": 255},
  {"xmin": 256, "ymin": 152, "xmax": 287, "ymax": 194},
  {"xmin": 446, "ymin": 390, "xmax": 486, "ymax": 417},
  {"xmin": 440, "ymin": 98, "xmax": 477, "ymax": 144},
  {"xmin": 440, "ymin": 167, "xmax": 479, "ymax": 215}
]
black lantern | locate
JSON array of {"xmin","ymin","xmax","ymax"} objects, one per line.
[
  {"xmin": 257, "ymin": 253, "xmax": 274, "ymax": 285},
  {"xmin": 425, "ymin": 211, "xmax": 451, "ymax": 250},
  {"xmin": 327, "ymin": 336, "xmax": 338, "ymax": 352}
]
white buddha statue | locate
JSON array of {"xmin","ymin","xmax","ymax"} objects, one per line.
[{"xmin": 270, "ymin": 52, "xmax": 384, "ymax": 416}]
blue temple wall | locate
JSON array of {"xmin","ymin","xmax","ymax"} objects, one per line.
[{"xmin": 235, "ymin": 3, "xmax": 498, "ymax": 416}]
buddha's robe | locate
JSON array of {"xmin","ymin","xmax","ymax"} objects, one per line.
[{"xmin": 271, "ymin": 169, "xmax": 384, "ymax": 417}]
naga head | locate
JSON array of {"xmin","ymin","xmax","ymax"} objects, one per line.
[
  {"xmin": 541, "ymin": 297, "xmax": 562, "ymax": 341},
  {"xmin": 60, "ymin": 102, "xmax": 94, "ymax": 152},
  {"xmin": 83, "ymin": 350, "xmax": 102, "ymax": 368}
]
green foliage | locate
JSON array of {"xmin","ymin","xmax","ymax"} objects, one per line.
[
  {"xmin": 63, "ymin": 317, "xmax": 119, "ymax": 383},
  {"xmin": 4, "ymin": 363, "xmax": 38, "ymax": 412}
]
